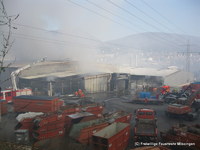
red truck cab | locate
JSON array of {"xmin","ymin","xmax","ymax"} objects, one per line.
[
  {"xmin": 135, "ymin": 108, "xmax": 156, "ymax": 120},
  {"xmin": 0, "ymin": 88, "xmax": 32, "ymax": 103},
  {"xmin": 134, "ymin": 108, "xmax": 158, "ymax": 142},
  {"xmin": 0, "ymin": 89, "xmax": 14, "ymax": 103}
]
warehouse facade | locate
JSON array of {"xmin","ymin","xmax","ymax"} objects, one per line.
[{"xmin": 17, "ymin": 61, "xmax": 194, "ymax": 96}]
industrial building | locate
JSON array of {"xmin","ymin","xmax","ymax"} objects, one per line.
[
  {"xmin": 16, "ymin": 61, "xmax": 194, "ymax": 96},
  {"xmin": 0, "ymin": 61, "xmax": 199, "ymax": 150}
]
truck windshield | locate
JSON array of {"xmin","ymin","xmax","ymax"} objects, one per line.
[
  {"xmin": 146, "ymin": 112, "xmax": 153, "ymax": 115},
  {"xmin": 138, "ymin": 112, "xmax": 145, "ymax": 115}
]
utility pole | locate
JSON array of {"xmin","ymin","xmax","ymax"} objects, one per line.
[
  {"xmin": 135, "ymin": 54, "xmax": 138, "ymax": 67},
  {"xmin": 186, "ymin": 40, "xmax": 190, "ymax": 73},
  {"xmin": 178, "ymin": 40, "xmax": 199, "ymax": 82}
]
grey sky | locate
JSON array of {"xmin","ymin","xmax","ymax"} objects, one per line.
[
  {"xmin": 3, "ymin": 0, "xmax": 200, "ymax": 40},
  {"xmin": 1, "ymin": 0, "xmax": 200, "ymax": 62}
]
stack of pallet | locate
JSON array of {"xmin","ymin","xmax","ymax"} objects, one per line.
[
  {"xmin": 0, "ymin": 100, "xmax": 7, "ymax": 115},
  {"xmin": 13, "ymin": 96, "xmax": 61, "ymax": 113}
]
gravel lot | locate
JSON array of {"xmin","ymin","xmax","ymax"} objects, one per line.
[
  {"xmin": 104, "ymin": 97, "xmax": 199, "ymax": 131},
  {"xmin": 0, "ymin": 96, "xmax": 199, "ymax": 150}
]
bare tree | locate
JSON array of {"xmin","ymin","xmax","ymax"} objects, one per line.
[
  {"xmin": 0, "ymin": 0, "xmax": 18, "ymax": 121},
  {"xmin": 0, "ymin": 0, "xmax": 18, "ymax": 76}
]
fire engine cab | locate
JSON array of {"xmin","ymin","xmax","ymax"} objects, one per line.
[{"xmin": 0, "ymin": 89, "xmax": 32, "ymax": 103}]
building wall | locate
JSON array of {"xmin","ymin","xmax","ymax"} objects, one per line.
[
  {"xmin": 84, "ymin": 73, "xmax": 111, "ymax": 93},
  {"xmin": 19, "ymin": 75, "xmax": 84, "ymax": 96},
  {"xmin": 20, "ymin": 71, "xmax": 192, "ymax": 96},
  {"xmin": 129, "ymin": 75, "xmax": 163, "ymax": 92},
  {"xmin": 19, "ymin": 74, "xmax": 111, "ymax": 95},
  {"xmin": 164, "ymin": 71, "xmax": 194, "ymax": 87}
]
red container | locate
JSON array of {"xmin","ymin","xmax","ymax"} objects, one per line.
[
  {"xmin": 13, "ymin": 96, "xmax": 61, "ymax": 113},
  {"xmin": 15, "ymin": 118, "xmax": 35, "ymax": 137},
  {"xmin": 32, "ymin": 113, "xmax": 66, "ymax": 141},
  {"xmin": 65, "ymin": 112, "xmax": 98, "ymax": 132},
  {"xmin": 66, "ymin": 112, "xmax": 98, "ymax": 122},
  {"xmin": 33, "ymin": 128, "xmax": 65, "ymax": 141},
  {"xmin": 78, "ymin": 123, "xmax": 109, "ymax": 144},
  {"xmin": 34, "ymin": 119, "xmax": 65, "ymax": 133},
  {"xmin": 161, "ymin": 124, "xmax": 200, "ymax": 149},
  {"xmin": 82, "ymin": 105, "xmax": 104, "ymax": 118},
  {"xmin": 34, "ymin": 113, "xmax": 65, "ymax": 127},
  {"xmin": 80, "ymin": 115, "xmax": 98, "ymax": 122},
  {"xmin": 17, "ymin": 118, "xmax": 34, "ymax": 129},
  {"xmin": 58, "ymin": 100, "xmax": 64, "ymax": 108},
  {"xmin": 0, "ymin": 100, "xmax": 7, "ymax": 115},
  {"xmin": 105, "ymin": 111, "xmax": 132, "ymax": 124},
  {"xmin": 60, "ymin": 105, "xmax": 81, "ymax": 115},
  {"xmin": 115, "ymin": 113, "xmax": 132, "ymax": 124},
  {"xmin": 69, "ymin": 119, "xmax": 109, "ymax": 144},
  {"xmin": 92, "ymin": 122, "xmax": 130, "ymax": 150}
]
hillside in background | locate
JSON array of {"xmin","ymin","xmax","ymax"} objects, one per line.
[
  {"xmin": 99, "ymin": 32, "xmax": 200, "ymax": 80},
  {"xmin": 102, "ymin": 32, "xmax": 200, "ymax": 53}
]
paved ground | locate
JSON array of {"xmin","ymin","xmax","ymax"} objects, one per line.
[
  {"xmin": 104, "ymin": 97, "xmax": 200, "ymax": 132},
  {"xmin": 0, "ymin": 96, "xmax": 199, "ymax": 150},
  {"xmin": 103, "ymin": 97, "xmax": 200, "ymax": 149}
]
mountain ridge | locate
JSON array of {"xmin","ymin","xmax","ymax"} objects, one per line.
[{"xmin": 104, "ymin": 32, "xmax": 200, "ymax": 53}]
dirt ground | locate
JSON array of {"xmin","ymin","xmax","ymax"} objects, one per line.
[{"xmin": 0, "ymin": 95, "xmax": 199, "ymax": 150}]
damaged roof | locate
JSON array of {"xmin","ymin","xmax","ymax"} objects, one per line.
[{"xmin": 18, "ymin": 61, "xmax": 181, "ymax": 79}]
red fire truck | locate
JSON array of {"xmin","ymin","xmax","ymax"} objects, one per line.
[
  {"xmin": 0, "ymin": 88, "xmax": 32, "ymax": 103},
  {"xmin": 0, "ymin": 57, "xmax": 46, "ymax": 103}
]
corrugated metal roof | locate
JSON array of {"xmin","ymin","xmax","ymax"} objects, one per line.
[
  {"xmin": 20, "ymin": 66, "xmax": 179, "ymax": 79},
  {"xmin": 21, "ymin": 71, "xmax": 78, "ymax": 79},
  {"xmin": 14, "ymin": 95, "xmax": 58, "ymax": 101},
  {"xmin": 117, "ymin": 67, "xmax": 179, "ymax": 77},
  {"xmin": 18, "ymin": 61, "xmax": 180, "ymax": 79}
]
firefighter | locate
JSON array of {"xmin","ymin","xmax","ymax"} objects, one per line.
[
  {"xmin": 77, "ymin": 89, "xmax": 85, "ymax": 98},
  {"xmin": 78, "ymin": 89, "xmax": 82, "ymax": 96},
  {"xmin": 74, "ymin": 91, "xmax": 78, "ymax": 97},
  {"xmin": 144, "ymin": 98, "xmax": 148, "ymax": 103},
  {"xmin": 161, "ymin": 85, "xmax": 170, "ymax": 95},
  {"xmin": 166, "ymin": 86, "xmax": 170, "ymax": 93},
  {"xmin": 80, "ymin": 92, "xmax": 85, "ymax": 98}
]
